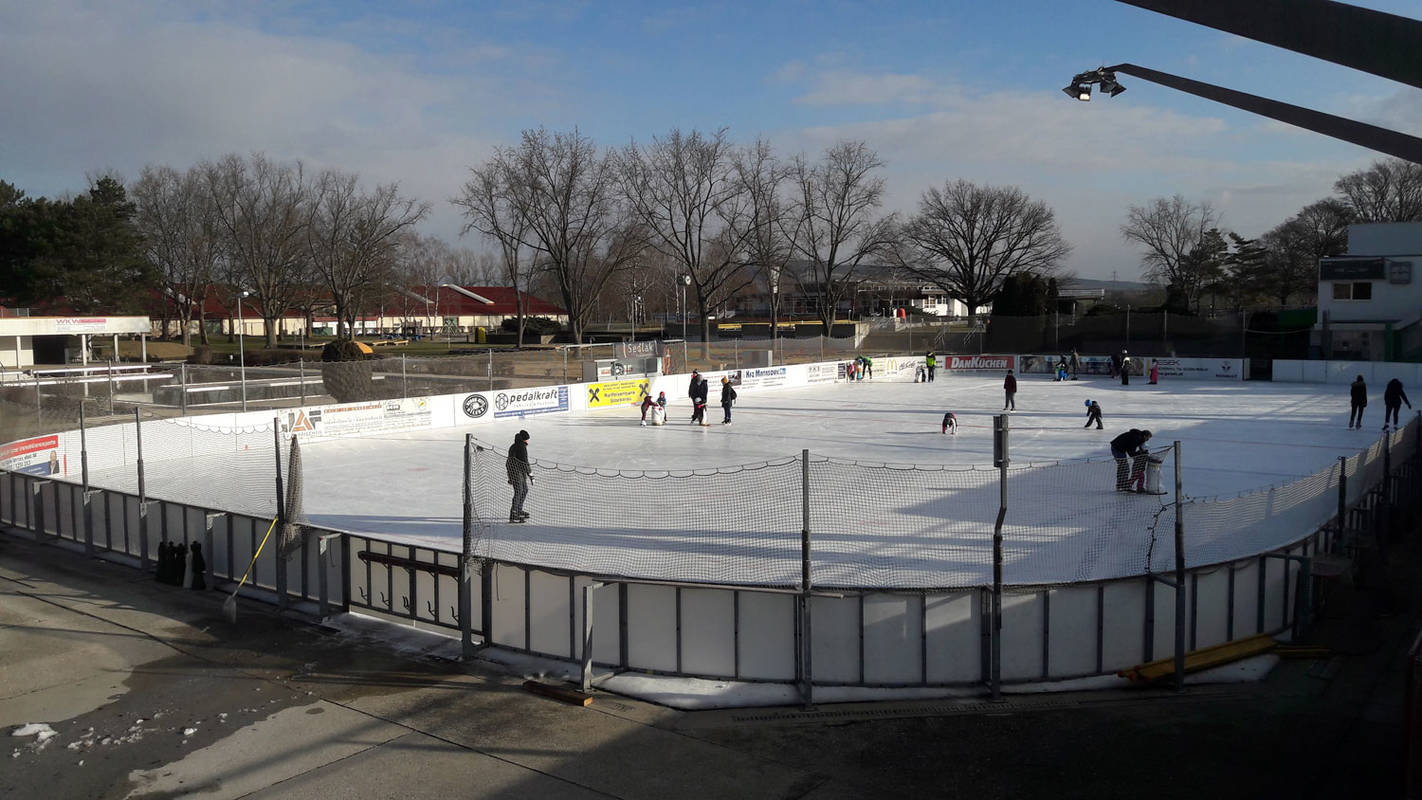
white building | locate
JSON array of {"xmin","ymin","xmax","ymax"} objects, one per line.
[{"xmin": 1315, "ymin": 222, "xmax": 1422, "ymax": 361}]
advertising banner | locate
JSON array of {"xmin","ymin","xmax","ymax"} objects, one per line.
[
  {"xmin": 489, "ymin": 386, "xmax": 569, "ymax": 418},
  {"xmin": 879, "ymin": 356, "xmax": 925, "ymax": 381},
  {"xmin": 1020, "ymin": 354, "xmax": 1139, "ymax": 376},
  {"xmin": 944, "ymin": 354, "xmax": 1015, "ymax": 371},
  {"xmin": 738, "ymin": 367, "xmax": 788, "ymax": 391},
  {"xmin": 586, "ymin": 378, "xmax": 651, "ymax": 408},
  {"xmin": 805, "ymin": 363, "xmax": 840, "ymax": 385},
  {"xmin": 1151, "ymin": 358, "xmax": 1245, "ymax": 381},
  {"xmin": 281, "ymin": 397, "xmax": 433, "ymax": 438},
  {"xmin": 0, "ymin": 434, "xmax": 62, "ymax": 475}
]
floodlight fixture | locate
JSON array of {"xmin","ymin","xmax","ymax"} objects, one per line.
[{"xmin": 1063, "ymin": 68, "xmax": 1124, "ymax": 102}]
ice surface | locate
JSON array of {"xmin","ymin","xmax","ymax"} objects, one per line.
[{"xmin": 84, "ymin": 373, "xmax": 1399, "ymax": 587}]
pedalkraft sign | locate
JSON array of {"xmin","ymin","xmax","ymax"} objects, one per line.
[
  {"xmin": 944, "ymin": 355, "xmax": 1015, "ymax": 371},
  {"xmin": 491, "ymin": 386, "xmax": 569, "ymax": 418}
]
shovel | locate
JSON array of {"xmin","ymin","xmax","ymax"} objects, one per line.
[{"xmin": 222, "ymin": 516, "xmax": 278, "ymax": 623}]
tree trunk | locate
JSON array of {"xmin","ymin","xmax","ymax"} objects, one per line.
[
  {"xmin": 515, "ymin": 291, "xmax": 525, "ymax": 348},
  {"xmin": 697, "ymin": 294, "xmax": 711, "ymax": 360},
  {"xmin": 263, "ymin": 315, "xmax": 277, "ymax": 348}
]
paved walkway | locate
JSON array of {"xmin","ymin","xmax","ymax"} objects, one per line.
[{"xmin": 2, "ymin": 529, "xmax": 1415, "ymax": 799}]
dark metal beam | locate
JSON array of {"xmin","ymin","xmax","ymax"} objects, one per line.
[
  {"xmin": 1115, "ymin": 0, "xmax": 1422, "ymax": 90},
  {"xmin": 1108, "ymin": 63, "xmax": 1422, "ymax": 163}
]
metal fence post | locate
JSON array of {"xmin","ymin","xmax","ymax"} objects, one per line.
[
  {"xmin": 273, "ymin": 419, "xmax": 287, "ymax": 609},
  {"xmin": 581, "ymin": 582, "xmax": 603, "ymax": 692},
  {"xmin": 487, "ymin": 349, "xmax": 493, "ymax": 391},
  {"xmin": 991, "ymin": 414, "xmax": 1008, "ymax": 701},
  {"xmin": 402, "ymin": 354, "xmax": 408, "ymax": 398},
  {"xmin": 179, "ymin": 363, "xmax": 188, "ymax": 415},
  {"xmin": 107, "ymin": 360, "xmax": 116, "ymax": 415},
  {"xmin": 460, "ymin": 434, "xmax": 476, "ymax": 659},
  {"xmin": 799, "ymin": 448, "xmax": 813, "ymax": 707},
  {"xmin": 1335, "ymin": 455, "xmax": 1348, "ymax": 553},
  {"xmin": 34, "ymin": 375, "xmax": 42, "ymax": 429},
  {"xmin": 79, "ymin": 403, "xmax": 93, "ymax": 554},
  {"xmin": 298, "ymin": 358, "xmax": 306, "ymax": 406},
  {"xmin": 136, "ymin": 408, "xmax": 149, "ymax": 570},
  {"xmin": 1173, "ymin": 441, "xmax": 1186, "ymax": 693}
]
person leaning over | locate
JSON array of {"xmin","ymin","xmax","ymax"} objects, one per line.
[{"xmin": 1109, "ymin": 428, "xmax": 1152, "ymax": 492}]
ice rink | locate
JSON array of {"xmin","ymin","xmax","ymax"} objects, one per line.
[{"xmin": 88, "ymin": 371, "xmax": 1404, "ymax": 589}]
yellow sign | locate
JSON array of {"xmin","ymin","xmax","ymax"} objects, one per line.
[{"xmin": 587, "ymin": 378, "xmax": 650, "ymax": 408}]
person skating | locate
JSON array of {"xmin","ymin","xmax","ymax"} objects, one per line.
[
  {"xmin": 720, "ymin": 377, "xmax": 737, "ymax": 424},
  {"xmin": 1110, "ymin": 429, "xmax": 1152, "ymax": 492},
  {"xmin": 861, "ymin": 355, "xmax": 873, "ymax": 379},
  {"xmin": 689, "ymin": 371, "xmax": 704, "ymax": 423},
  {"xmin": 1069, "ymin": 349, "xmax": 1080, "ymax": 380},
  {"xmin": 942, "ymin": 411, "xmax": 957, "ymax": 435},
  {"xmin": 1003, "ymin": 369, "xmax": 1017, "ymax": 411},
  {"xmin": 639, "ymin": 393, "xmax": 657, "ymax": 425},
  {"xmin": 691, "ymin": 376, "xmax": 710, "ymax": 426},
  {"xmin": 1120, "ymin": 350, "xmax": 1131, "ymax": 386},
  {"xmin": 1149, "ymin": 360, "xmax": 1159, "ymax": 385},
  {"xmin": 1109, "ymin": 352, "xmax": 1120, "ymax": 379},
  {"xmin": 1348, "ymin": 374, "xmax": 1367, "ymax": 429},
  {"xmin": 1383, "ymin": 377, "xmax": 1411, "ymax": 430},
  {"xmin": 506, "ymin": 430, "xmax": 533, "ymax": 522},
  {"xmin": 925, "ymin": 351, "xmax": 937, "ymax": 382},
  {"xmin": 1084, "ymin": 399, "xmax": 1103, "ymax": 430}
]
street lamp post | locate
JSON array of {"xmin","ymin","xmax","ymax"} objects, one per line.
[
  {"xmin": 237, "ymin": 290, "xmax": 249, "ymax": 412},
  {"xmin": 680, "ymin": 275, "xmax": 691, "ymax": 342}
]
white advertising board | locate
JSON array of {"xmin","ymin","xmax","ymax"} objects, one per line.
[
  {"xmin": 279, "ymin": 397, "xmax": 434, "ymax": 438},
  {"xmin": 1150, "ymin": 358, "xmax": 1245, "ymax": 381}
]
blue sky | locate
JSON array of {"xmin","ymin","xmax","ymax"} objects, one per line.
[{"xmin": 2, "ymin": 0, "xmax": 1418, "ymax": 280}]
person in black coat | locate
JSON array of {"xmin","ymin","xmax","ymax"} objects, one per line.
[
  {"xmin": 685, "ymin": 372, "xmax": 702, "ymax": 420},
  {"xmin": 506, "ymin": 430, "xmax": 533, "ymax": 522},
  {"xmin": 719, "ymin": 377, "xmax": 737, "ymax": 424},
  {"xmin": 691, "ymin": 377, "xmax": 709, "ymax": 425},
  {"xmin": 1110, "ymin": 429, "xmax": 1152, "ymax": 491},
  {"xmin": 1003, "ymin": 369, "xmax": 1017, "ymax": 411},
  {"xmin": 188, "ymin": 542, "xmax": 206, "ymax": 590},
  {"xmin": 1348, "ymin": 375, "xmax": 1367, "ymax": 430},
  {"xmin": 1383, "ymin": 377, "xmax": 1412, "ymax": 429}
]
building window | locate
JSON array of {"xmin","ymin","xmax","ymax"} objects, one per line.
[{"xmin": 1332, "ymin": 281, "xmax": 1373, "ymax": 300}]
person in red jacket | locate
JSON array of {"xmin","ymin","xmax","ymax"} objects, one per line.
[{"xmin": 1003, "ymin": 369, "xmax": 1017, "ymax": 411}]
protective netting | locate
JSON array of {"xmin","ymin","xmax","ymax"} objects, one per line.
[
  {"xmin": 77, "ymin": 416, "xmax": 288, "ymax": 519},
  {"xmin": 464, "ymin": 439, "xmax": 1184, "ymax": 590},
  {"xmin": 467, "ymin": 443, "xmax": 805, "ymax": 587}
]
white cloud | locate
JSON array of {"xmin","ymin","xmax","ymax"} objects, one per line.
[
  {"xmin": 0, "ymin": 1, "xmax": 531, "ymax": 243},
  {"xmin": 768, "ymin": 69, "xmax": 1372, "ymax": 278}
]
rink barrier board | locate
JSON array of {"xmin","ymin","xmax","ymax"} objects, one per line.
[
  {"xmin": 1, "ymin": 366, "xmax": 1419, "ymax": 693},
  {"xmin": 0, "ymin": 447, "xmax": 1414, "ymax": 688}
]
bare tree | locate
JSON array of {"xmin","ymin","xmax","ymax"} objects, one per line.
[
  {"xmin": 619, "ymin": 128, "xmax": 760, "ymax": 356},
  {"xmin": 1333, "ymin": 158, "xmax": 1422, "ymax": 222},
  {"xmin": 737, "ymin": 139, "xmax": 795, "ymax": 338},
  {"xmin": 455, "ymin": 157, "xmax": 537, "ymax": 346},
  {"xmin": 204, "ymin": 153, "xmax": 313, "ymax": 347},
  {"xmin": 131, "ymin": 164, "xmax": 222, "ymax": 346},
  {"xmin": 1120, "ymin": 194, "xmax": 1221, "ymax": 313},
  {"xmin": 1259, "ymin": 198, "xmax": 1351, "ymax": 305},
  {"xmin": 786, "ymin": 141, "xmax": 897, "ymax": 331},
  {"xmin": 307, "ymin": 168, "xmax": 429, "ymax": 340},
  {"xmin": 896, "ymin": 180, "xmax": 1069, "ymax": 323},
  {"xmin": 499, "ymin": 127, "xmax": 642, "ymax": 344}
]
